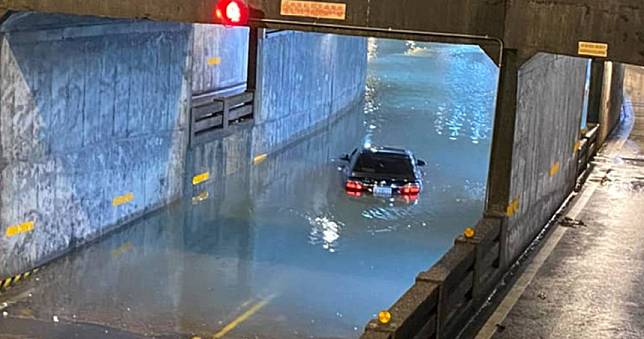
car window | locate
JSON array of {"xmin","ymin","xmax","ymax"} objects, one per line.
[{"xmin": 353, "ymin": 153, "xmax": 414, "ymax": 177}]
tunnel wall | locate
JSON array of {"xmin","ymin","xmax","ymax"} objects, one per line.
[
  {"xmin": 0, "ymin": 19, "xmax": 193, "ymax": 278},
  {"xmin": 504, "ymin": 53, "xmax": 587, "ymax": 263},
  {"xmin": 252, "ymin": 31, "xmax": 368, "ymax": 156},
  {"xmin": 597, "ymin": 62, "xmax": 626, "ymax": 145},
  {"xmin": 191, "ymin": 24, "xmax": 249, "ymax": 95}
]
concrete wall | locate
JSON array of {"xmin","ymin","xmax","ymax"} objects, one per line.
[
  {"xmin": 504, "ymin": 53, "xmax": 587, "ymax": 263},
  {"xmin": 191, "ymin": 24, "xmax": 249, "ymax": 95},
  {"xmin": 597, "ymin": 62, "xmax": 626, "ymax": 145},
  {"xmin": 0, "ymin": 15, "xmax": 193, "ymax": 277},
  {"xmin": 252, "ymin": 31, "xmax": 368, "ymax": 155}
]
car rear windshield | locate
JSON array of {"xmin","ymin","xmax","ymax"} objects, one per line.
[{"xmin": 353, "ymin": 152, "xmax": 414, "ymax": 178}]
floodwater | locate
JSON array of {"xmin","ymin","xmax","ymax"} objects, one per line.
[{"xmin": 0, "ymin": 39, "xmax": 498, "ymax": 338}]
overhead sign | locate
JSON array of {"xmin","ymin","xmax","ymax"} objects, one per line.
[
  {"xmin": 578, "ymin": 41, "xmax": 608, "ymax": 58},
  {"xmin": 280, "ymin": 1, "xmax": 347, "ymax": 20}
]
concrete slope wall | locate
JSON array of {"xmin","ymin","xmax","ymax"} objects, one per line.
[
  {"xmin": 0, "ymin": 16, "xmax": 193, "ymax": 277},
  {"xmin": 504, "ymin": 53, "xmax": 587, "ymax": 263},
  {"xmin": 252, "ymin": 31, "xmax": 368, "ymax": 155}
]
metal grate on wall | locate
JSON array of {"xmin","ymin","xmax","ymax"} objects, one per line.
[{"xmin": 190, "ymin": 90, "xmax": 254, "ymax": 147}]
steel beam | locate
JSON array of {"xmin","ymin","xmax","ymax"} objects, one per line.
[{"xmin": 1, "ymin": 0, "xmax": 643, "ymax": 65}]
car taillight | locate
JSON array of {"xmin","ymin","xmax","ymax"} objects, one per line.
[
  {"xmin": 401, "ymin": 183, "xmax": 420, "ymax": 195},
  {"xmin": 345, "ymin": 180, "xmax": 364, "ymax": 191}
]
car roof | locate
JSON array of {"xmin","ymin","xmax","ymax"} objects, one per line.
[{"xmin": 360, "ymin": 145, "xmax": 411, "ymax": 157}]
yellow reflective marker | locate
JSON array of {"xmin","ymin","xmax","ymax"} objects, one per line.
[
  {"xmin": 5, "ymin": 221, "xmax": 35, "ymax": 238},
  {"xmin": 213, "ymin": 294, "xmax": 277, "ymax": 338},
  {"xmin": 574, "ymin": 140, "xmax": 581, "ymax": 154},
  {"xmin": 207, "ymin": 57, "xmax": 221, "ymax": 65},
  {"xmin": 111, "ymin": 241, "xmax": 133, "ymax": 257},
  {"xmin": 192, "ymin": 172, "xmax": 210, "ymax": 185},
  {"xmin": 464, "ymin": 227, "xmax": 476, "ymax": 239},
  {"xmin": 192, "ymin": 191, "xmax": 210, "ymax": 204},
  {"xmin": 253, "ymin": 154, "xmax": 268, "ymax": 165},
  {"xmin": 378, "ymin": 310, "xmax": 392, "ymax": 325},
  {"xmin": 506, "ymin": 198, "xmax": 520, "ymax": 217},
  {"xmin": 549, "ymin": 161, "xmax": 561, "ymax": 177},
  {"xmin": 113, "ymin": 193, "xmax": 134, "ymax": 207}
]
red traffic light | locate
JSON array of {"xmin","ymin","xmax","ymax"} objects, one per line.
[{"xmin": 215, "ymin": 0, "xmax": 249, "ymax": 26}]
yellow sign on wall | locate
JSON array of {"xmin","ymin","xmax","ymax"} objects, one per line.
[
  {"xmin": 6, "ymin": 221, "xmax": 35, "ymax": 238},
  {"xmin": 578, "ymin": 41, "xmax": 608, "ymax": 58},
  {"xmin": 113, "ymin": 193, "xmax": 135, "ymax": 207},
  {"xmin": 281, "ymin": 1, "xmax": 347, "ymax": 20}
]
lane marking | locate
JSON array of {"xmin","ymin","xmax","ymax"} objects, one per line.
[
  {"xmin": 213, "ymin": 294, "xmax": 276, "ymax": 338},
  {"xmin": 476, "ymin": 181, "xmax": 598, "ymax": 339}
]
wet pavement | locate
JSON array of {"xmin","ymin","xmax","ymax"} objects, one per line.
[
  {"xmin": 0, "ymin": 39, "xmax": 497, "ymax": 338},
  {"xmin": 486, "ymin": 66, "xmax": 644, "ymax": 339}
]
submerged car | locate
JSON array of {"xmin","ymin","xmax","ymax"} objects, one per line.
[{"xmin": 339, "ymin": 146, "xmax": 426, "ymax": 198}]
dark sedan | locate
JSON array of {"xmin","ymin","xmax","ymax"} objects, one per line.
[{"xmin": 339, "ymin": 146, "xmax": 426, "ymax": 198}]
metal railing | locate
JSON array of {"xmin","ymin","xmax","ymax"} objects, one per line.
[{"xmin": 362, "ymin": 218, "xmax": 503, "ymax": 339}]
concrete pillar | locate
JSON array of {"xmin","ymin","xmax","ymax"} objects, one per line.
[
  {"xmin": 485, "ymin": 49, "xmax": 521, "ymax": 217},
  {"xmin": 587, "ymin": 59, "xmax": 605, "ymax": 125}
]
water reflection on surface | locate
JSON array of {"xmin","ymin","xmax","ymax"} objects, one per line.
[{"xmin": 1, "ymin": 39, "xmax": 498, "ymax": 338}]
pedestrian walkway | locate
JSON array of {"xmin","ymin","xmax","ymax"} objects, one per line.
[{"xmin": 476, "ymin": 65, "xmax": 644, "ymax": 339}]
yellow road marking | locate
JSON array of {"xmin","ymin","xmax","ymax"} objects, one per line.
[{"xmin": 213, "ymin": 294, "xmax": 276, "ymax": 338}]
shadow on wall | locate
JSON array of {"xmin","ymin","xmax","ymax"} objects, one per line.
[{"xmin": 0, "ymin": 15, "xmax": 192, "ymax": 277}]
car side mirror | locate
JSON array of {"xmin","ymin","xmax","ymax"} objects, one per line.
[
  {"xmin": 340, "ymin": 154, "xmax": 351, "ymax": 162},
  {"xmin": 416, "ymin": 159, "xmax": 427, "ymax": 167}
]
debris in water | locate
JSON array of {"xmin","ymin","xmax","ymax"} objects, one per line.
[
  {"xmin": 2, "ymin": 311, "xmax": 8, "ymax": 318},
  {"xmin": 53, "ymin": 315, "xmax": 59, "ymax": 323},
  {"xmin": 538, "ymin": 292, "xmax": 547, "ymax": 300}
]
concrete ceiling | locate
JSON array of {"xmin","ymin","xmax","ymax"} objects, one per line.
[{"xmin": 0, "ymin": 0, "xmax": 643, "ymax": 65}]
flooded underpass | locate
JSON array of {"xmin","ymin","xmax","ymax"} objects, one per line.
[{"xmin": 0, "ymin": 38, "xmax": 498, "ymax": 338}]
